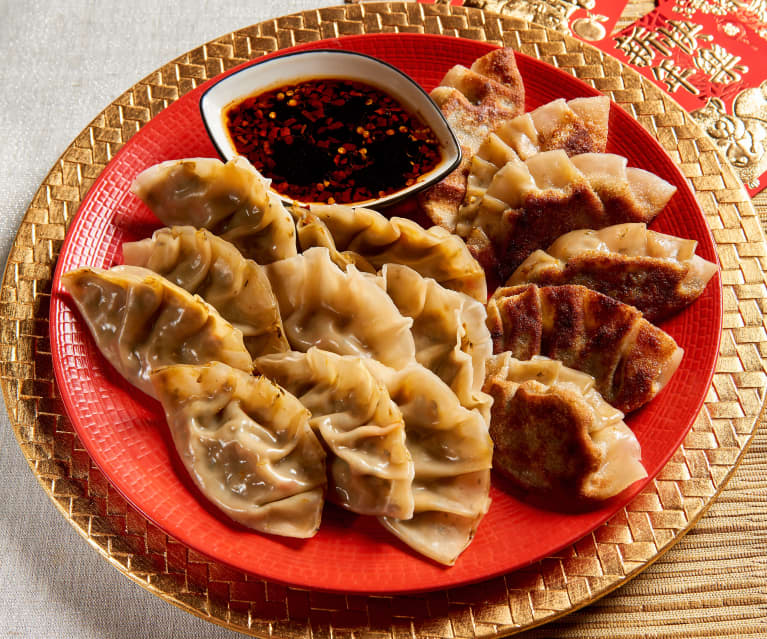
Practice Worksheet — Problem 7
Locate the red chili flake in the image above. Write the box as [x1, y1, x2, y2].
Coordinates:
[224, 77, 442, 204]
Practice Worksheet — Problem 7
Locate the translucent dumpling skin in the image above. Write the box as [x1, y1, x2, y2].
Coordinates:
[264, 247, 416, 369]
[255, 348, 414, 520]
[131, 156, 297, 264]
[294, 204, 487, 302]
[122, 226, 289, 357]
[60, 265, 253, 398]
[381, 263, 492, 422]
[364, 360, 493, 566]
[151, 362, 326, 538]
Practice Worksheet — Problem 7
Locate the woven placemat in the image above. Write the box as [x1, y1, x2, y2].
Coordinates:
[3, 3, 764, 637]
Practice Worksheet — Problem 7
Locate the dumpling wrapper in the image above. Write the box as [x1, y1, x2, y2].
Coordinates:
[60, 265, 253, 399]
[465, 150, 677, 281]
[380, 263, 493, 423]
[122, 226, 289, 357]
[263, 247, 416, 370]
[364, 360, 493, 566]
[508, 223, 719, 321]
[294, 204, 487, 302]
[487, 283, 683, 413]
[418, 47, 525, 231]
[459, 97, 610, 236]
[294, 212, 376, 273]
[131, 156, 297, 264]
[151, 362, 326, 538]
[484, 353, 647, 504]
[255, 348, 414, 519]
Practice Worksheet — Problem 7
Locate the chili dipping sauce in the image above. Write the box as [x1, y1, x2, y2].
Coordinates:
[224, 78, 443, 205]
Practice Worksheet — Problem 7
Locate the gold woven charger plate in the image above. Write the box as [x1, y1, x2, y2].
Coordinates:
[4, 2, 765, 637]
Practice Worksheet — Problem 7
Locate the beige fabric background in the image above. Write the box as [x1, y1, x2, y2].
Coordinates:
[0, 1, 764, 638]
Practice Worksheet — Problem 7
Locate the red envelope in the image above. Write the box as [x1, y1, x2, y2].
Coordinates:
[601, 3, 767, 195]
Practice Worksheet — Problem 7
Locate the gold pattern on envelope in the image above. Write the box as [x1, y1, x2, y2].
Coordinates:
[470, 0, 590, 32]
[466, 0, 612, 40]
[673, 0, 767, 31]
[691, 81, 767, 190]
[2, 3, 765, 638]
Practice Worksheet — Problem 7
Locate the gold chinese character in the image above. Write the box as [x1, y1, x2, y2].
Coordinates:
[652, 59, 700, 94]
[615, 27, 657, 66]
[694, 44, 749, 84]
[655, 20, 712, 55]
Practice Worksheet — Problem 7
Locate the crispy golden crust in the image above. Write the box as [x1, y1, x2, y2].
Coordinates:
[488, 284, 683, 413]
[464, 48, 525, 115]
[419, 48, 525, 231]
[492, 184, 607, 280]
[597, 185, 662, 226]
[509, 253, 701, 322]
[539, 118, 600, 156]
[471, 48, 525, 108]
[416, 159, 471, 231]
[485, 378, 602, 502]
[487, 283, 542, 359]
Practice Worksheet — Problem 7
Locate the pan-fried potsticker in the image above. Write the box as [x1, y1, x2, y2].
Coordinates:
[508, 223, 718, 322]
[418, 48, 525, 231]
[487, 283, 683, 413]
[484, 354, 646, 505]
[459, 96, 610, 236]
[463, 151, 677, 281]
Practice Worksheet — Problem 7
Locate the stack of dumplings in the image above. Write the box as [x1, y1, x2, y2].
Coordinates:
[487, 283, 684, 414]
[293, 204, 487, 301]
[417, 48, 717, 506]
[418, 48, 526, 232]
[60, 47, 719, 568]
[62, 155, 494, 565]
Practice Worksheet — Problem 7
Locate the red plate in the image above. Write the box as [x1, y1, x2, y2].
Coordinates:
[50, 33, 722, 594]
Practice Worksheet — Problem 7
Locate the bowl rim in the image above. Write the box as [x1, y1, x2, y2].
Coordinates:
[198, 48, 462, 208]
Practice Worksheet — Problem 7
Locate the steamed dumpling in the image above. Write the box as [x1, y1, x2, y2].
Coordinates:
[464, 150, 677, 280]
[294, 204, 487, 301]
[487, 283, 683, 413]
[295, 212, 375, 273]
[151, 362, 326, 538]
[263, 247, 416, 369]
[508, 223, 719, 321]
[364, 360, 493, 566]
[60, 265, 253, 398]
[484, 353, 647, 504]
[381, 263, 492, 422]
[418, 48, 525, 231]
[255, 348, 414, 519]
[122, 226, 289, 357]
[131, 156, 297, 264]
